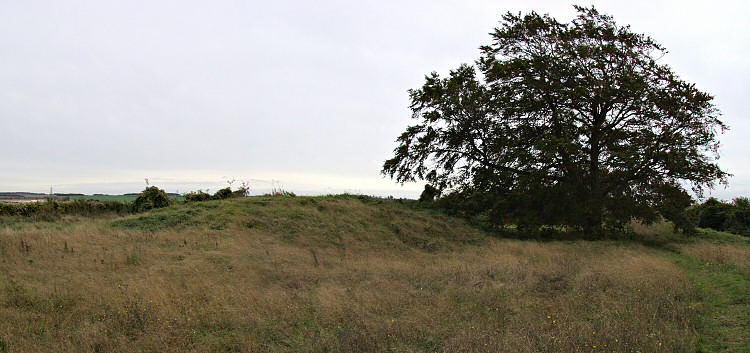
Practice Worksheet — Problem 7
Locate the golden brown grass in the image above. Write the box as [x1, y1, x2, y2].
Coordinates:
[0, 197, 702, 352]
[678, 242, 750, 278]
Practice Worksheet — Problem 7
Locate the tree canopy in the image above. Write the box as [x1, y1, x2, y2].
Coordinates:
[383, 6, 728, 237]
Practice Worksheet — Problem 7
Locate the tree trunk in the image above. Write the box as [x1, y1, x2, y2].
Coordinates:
[585, 112, 605, 239]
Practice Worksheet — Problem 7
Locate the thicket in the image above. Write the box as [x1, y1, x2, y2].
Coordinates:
[0, 199, 131, 219]
[184, 190, 211, 202]
[689, 197, 750, 237]
[132, 186, 174, 213]
[184, 183, 250, 203]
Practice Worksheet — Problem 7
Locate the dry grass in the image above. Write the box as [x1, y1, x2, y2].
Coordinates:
[678, 242, 750, 278]
[0, 197, 702, 352]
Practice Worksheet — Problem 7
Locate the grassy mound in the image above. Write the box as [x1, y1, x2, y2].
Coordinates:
[0, 195, 748, 352]
[110, 195, 486, 250]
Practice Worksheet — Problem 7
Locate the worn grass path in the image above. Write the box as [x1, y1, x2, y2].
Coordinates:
[665, 249, 750, 352]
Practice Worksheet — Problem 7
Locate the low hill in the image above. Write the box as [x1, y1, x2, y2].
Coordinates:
[0, 195, 748, 352]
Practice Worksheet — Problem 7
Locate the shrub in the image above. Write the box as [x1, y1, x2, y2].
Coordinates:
[184, 191, 211, 203]
[63, 199, 131, 216]
[212, 187, 233, 200]
[185, 181, 249, 203]
[132, 187, 173, 213]
[0, 199, 131, 218]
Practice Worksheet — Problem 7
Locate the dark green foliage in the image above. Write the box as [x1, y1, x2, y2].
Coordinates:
[213, 187, 233, 200]
[0, 199, 131, 218]
[184, 191, 211, 202]
[418, 185, 440, 203]
[726, 197, 750, 236]
[231, 188, 248, 198]
[64, 199, 131, 216]
[695, 198, 732, 230]
[383, 6, 727, 237]
[690, 197, 750, 236]
[185, 185, 249, 203]
[132, 186, 173, 213]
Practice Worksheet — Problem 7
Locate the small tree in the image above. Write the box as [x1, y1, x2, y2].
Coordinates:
[133, 186, 173, 213]
[383, 6, 727, 237]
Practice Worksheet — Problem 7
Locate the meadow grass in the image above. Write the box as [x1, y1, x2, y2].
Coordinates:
[0, 196, 746, 352]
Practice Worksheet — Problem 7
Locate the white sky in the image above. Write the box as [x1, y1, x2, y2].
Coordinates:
[1, 0, 748, 198]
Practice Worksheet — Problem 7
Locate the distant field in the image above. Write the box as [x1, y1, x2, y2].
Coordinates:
[0, 194, 181, 204]
[65, 194, 138, 202]
[0, 196, 748, 352]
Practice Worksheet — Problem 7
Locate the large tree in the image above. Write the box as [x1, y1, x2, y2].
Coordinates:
[383, 6, 728, 237]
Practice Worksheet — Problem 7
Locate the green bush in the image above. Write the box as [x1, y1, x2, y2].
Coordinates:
[0, 199, 130, 218]
[132, 187, 173, 213]
[65, 199, 131, 216]
[212, 187, 233, 200]
[184, 191, 211, 202]
[689, 197, 750, 236]
[185, 182, 249, 203]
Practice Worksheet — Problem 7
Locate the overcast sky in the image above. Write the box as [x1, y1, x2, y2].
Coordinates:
[1, 0, 748, 198]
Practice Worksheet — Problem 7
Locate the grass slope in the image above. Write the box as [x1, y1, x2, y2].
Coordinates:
[0, 195, 748, 352]
[670, 231, 750, 352]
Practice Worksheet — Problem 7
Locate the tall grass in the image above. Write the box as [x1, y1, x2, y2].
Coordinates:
[678, 238, 750, 278]
[0, 196, 705, 351]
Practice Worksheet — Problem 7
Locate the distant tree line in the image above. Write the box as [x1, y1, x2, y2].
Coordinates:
[689, 197, 750, 237]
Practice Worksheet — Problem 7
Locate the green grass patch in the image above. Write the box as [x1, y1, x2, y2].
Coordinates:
[110, 207, 205, 231]
[691, 228, 750, 246]
[666, 251, 750, 352]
